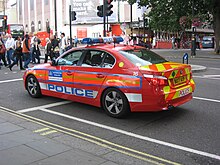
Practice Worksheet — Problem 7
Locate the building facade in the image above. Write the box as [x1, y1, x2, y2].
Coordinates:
[15, 0, 148, 38]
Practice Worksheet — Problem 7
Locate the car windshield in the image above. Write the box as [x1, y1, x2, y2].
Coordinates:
[203, 37, 212, 41]
[119, 49, 167, 66]
[10, 25, 24, 31]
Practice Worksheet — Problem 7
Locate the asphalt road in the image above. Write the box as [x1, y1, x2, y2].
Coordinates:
[0, 49, 220, 165]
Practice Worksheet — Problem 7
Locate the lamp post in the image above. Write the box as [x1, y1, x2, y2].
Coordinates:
[191, 0, 196, 57]
[54, 0, 57, 36]
[130, 3, 133, 36]
[46, 19, 50, 37]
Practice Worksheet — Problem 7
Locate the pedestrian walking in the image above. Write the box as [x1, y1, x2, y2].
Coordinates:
[51, 35, 60, 59]
[73, 36, 78, 47]
[44, 38, 52, 63]
[171, 36, 175, 49]
[196, 35, 200, 49]
[0, 35, 8, 68]
[22, 34, 31, 68]
[32, 36, 41, 64]
[60, 33, 67, 54]
[0, 41, 7, 70]
[5, 34, 15, 65]
[152, 36, 156, 48]
[14, 36, 22, 49]
[9, 40, 25, 71]
[30, 32, 35, 63]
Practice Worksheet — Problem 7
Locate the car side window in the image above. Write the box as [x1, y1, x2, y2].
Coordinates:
[102, 54, 115, 68]
[57, 51, 83, 66]
[81, 50, 104, 67]
[81, 50, 115, 68]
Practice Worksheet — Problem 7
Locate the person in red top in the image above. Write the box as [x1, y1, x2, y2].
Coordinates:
[22, 34, 31, 68]
[0, 41, 8, 69]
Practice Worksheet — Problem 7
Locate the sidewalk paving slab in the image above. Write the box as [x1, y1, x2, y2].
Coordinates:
[0, 145, 47, 165]
[0, 109, 155, 165]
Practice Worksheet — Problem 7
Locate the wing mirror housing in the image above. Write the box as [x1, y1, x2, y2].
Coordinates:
[51, 58, 57, 66]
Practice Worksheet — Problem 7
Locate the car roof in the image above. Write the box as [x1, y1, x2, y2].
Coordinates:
[84, 44, 145, 52]
[64, 44, 148, 56]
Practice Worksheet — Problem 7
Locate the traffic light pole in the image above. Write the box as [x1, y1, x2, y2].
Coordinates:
[54, 0, 57, 36]
[69, 5, 73, 46]
[130, 4, 133, 36]
[103, 0, 106, 37]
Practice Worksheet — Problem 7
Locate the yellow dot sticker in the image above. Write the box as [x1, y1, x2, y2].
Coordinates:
[119, 62, 124, 68]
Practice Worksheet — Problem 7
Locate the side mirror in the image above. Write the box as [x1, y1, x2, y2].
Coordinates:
[51, 59, 57, 66]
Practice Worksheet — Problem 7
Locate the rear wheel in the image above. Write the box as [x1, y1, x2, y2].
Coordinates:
[26, 75, 42, 98]
[102, 88, 130, 118]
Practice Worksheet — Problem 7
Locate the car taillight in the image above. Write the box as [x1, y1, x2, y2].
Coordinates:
[144, 74, 168, 86]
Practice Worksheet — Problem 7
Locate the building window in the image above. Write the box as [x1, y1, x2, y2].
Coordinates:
[30, 0, 34, 10]
[31, 21, 35, 32]
[45, 0, 49, 5]
[38, 21, 42, 31]
[19, 0, 22, 15]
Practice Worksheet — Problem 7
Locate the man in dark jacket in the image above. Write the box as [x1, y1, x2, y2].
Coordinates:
[50, 35, 59, 59]
[44, 38, 52, 63]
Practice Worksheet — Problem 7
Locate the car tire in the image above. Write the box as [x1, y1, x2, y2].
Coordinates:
[26, 75, 42, 98]
[102, 88, 130, 118]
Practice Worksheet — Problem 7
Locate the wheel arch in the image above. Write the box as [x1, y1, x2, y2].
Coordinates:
[100, 86, 130, 110]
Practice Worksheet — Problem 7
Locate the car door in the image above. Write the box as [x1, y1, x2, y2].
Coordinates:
[44, 50, 84, 100]
[73, 49, 116, 105]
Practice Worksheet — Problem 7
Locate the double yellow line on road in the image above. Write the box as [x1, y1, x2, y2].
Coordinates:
[0, 107, 181, 165]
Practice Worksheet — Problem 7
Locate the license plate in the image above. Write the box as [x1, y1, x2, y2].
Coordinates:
[179, 88, 190, 97]
[174, 76, 186, 85]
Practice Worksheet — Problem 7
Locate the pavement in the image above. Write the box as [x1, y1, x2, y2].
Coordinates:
[0, 108, 120, 165]
[152, 48, 220, 73]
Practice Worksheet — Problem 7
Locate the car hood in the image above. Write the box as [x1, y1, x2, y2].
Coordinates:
[30, 63, 51, 70]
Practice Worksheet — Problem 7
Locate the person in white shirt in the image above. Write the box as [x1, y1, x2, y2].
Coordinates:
[60, 33, 67, 55]
[5, 34, 15, 65]
[30, 32, 36, 63]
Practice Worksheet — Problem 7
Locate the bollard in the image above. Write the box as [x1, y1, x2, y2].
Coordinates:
[183, 53, 189, 64]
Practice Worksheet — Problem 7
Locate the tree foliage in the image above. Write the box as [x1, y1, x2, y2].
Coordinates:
[135, 0, 220, 52]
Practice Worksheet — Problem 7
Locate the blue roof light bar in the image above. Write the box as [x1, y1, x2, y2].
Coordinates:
[81, 36, 123, 45]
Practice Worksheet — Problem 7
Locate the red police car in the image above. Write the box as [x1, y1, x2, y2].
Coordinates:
[23, 37, 195, 118]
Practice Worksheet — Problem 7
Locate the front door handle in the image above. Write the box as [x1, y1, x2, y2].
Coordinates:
[67, 71, 73, 76]
[96, 74, 104, 78]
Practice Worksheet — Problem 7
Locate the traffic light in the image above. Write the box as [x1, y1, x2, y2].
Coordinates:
[106, 0, 113, 16]
[2, 15, 7, 29]
[97, 5, 103, 17]
[144, 18, 148, 27]
[71, 11, 76, 21]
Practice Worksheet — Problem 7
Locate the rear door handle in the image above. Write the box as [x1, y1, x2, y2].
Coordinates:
[96, 74, 104, 78]
[67, 71, 73, 76]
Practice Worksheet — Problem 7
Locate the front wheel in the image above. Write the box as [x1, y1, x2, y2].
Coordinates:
[26, 75, 42, 98]
[102, 88, 130, 118]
